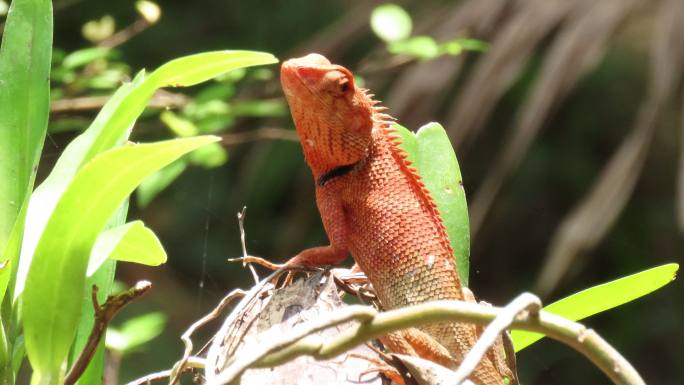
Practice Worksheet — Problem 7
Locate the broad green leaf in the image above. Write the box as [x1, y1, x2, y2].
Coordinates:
[23, 136, 218, 378]
[146, 50, 278, 89]
[512, 263, 679, 351]
[0, 0, 52, 256]
[14, 73, 145, 302]
[84, 50, 276, 162]
[371, 4, 412, 43]
[106, 312, 166, 353]
[395, 123, 470, 285]
[17, 50, 277, 300]
[137, 160, 187, 208]
[87, 220, 167, 276]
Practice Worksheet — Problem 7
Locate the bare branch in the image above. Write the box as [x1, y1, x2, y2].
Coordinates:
[50, 90, 189, 113]
[98, 18, 151, 49]
[250, 296, 644, 385]
[220, 127, 299, 146]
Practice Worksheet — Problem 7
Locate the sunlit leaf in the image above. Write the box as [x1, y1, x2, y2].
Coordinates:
[371, 4, 412, 43]
[0, 0, 52, 259]
[395, 122, 470, 285]
[160, 110, 199, 137]
[22, 136, 218, 377]
[148, 50, 277, 88]
[189, 142, 228, 168]
[512, 263, 679, 351]
[87, 220, 167, 276]
[17, 50, 278, 300]
[106, 312, 166, 353]
[0, 260, 11, 307]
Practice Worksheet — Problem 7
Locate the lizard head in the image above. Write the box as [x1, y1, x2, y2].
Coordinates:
[281, 53, 374, 177]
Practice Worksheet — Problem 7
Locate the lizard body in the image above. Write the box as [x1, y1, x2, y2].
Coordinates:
[279, 54, 509, 385]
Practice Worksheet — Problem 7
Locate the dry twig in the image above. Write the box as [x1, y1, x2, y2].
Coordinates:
[168, 289, 246, 385]
[65, 281, 152, 385]
[50, 90, 189, 113]
[125, 356, 205, 385]
[220, 127, 299, 146]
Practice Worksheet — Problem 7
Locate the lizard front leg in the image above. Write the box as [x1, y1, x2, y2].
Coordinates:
[283, 187, 351, 268]
[239, 187, 350, 270]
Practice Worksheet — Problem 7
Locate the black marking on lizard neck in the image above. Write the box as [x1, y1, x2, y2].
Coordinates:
[317, 162, 358, 187]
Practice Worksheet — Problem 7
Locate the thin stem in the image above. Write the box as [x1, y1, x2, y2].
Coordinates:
[64, 281, 151, 385]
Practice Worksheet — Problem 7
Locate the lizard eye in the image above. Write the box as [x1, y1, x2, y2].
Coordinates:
[339, 79, 350, 93]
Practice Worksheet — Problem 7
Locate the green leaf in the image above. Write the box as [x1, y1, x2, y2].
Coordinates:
[388, 36, 439, 60]
[0, 260, 11, 309]
[106, 312, 166, 354]
[160, 110, 199, 137]
[511, 263, 679, 351]
[147, 50, 278, 89]
[0, 0, 52, 255]
[136, 160, 187, 208]
[22, 136, 218, 378]
[62, 47, 111, 69]
[87, 220, 167, 276]
[188, 142, 228, 168]
[17, 50, 278, 300]
[371, 3, 412, 43]
[14, 74, 143, 306]
[395, 123, 470, 285]
[85, 50, 276, 165]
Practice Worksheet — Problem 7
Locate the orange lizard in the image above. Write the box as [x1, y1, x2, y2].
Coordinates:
[255, 53, 513, 384]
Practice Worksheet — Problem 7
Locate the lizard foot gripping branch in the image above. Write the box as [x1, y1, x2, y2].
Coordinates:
[264, 53, 515, 385]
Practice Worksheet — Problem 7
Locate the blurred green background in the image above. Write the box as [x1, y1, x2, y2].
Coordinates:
[6, 0, 682, 383]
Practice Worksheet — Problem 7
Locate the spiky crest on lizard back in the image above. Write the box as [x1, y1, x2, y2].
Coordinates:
[370, 96, 460, 286]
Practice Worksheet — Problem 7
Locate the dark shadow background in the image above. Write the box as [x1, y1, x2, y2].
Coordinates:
[38, 0, 683, 383]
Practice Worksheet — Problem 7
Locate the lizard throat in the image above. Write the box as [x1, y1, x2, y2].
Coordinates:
[316, 162, 359, 187]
